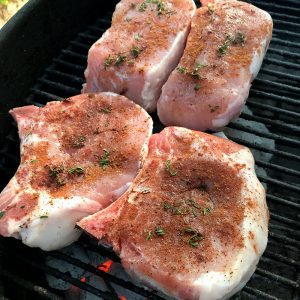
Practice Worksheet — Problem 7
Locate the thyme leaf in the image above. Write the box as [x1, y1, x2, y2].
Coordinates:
[100, 149, 110, 170]
[155, 227, 165, 236]
[166, 159, 177, 176]
[68, 166, 85, 175]
[0, 211, 4, 219]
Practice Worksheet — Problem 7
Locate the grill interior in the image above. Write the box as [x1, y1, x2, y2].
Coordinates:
[0, 0, 299, 299]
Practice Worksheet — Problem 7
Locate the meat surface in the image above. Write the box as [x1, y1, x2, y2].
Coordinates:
[157, 0, 273, 131]
[0, 93, 152, 251]
[79, 127, 268, 300]
[82, 0, 196, 112]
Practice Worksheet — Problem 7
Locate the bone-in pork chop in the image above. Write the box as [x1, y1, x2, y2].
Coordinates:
[0, 93, 152, 251]
[158, 0, 273, 131]
[79, 127, 268, 300]
[82, 0, 196, 112]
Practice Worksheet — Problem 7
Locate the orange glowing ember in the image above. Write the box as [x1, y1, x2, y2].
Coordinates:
[119, 296, 126, 300]
[80, 277, 86, 282]
[98, 259, 113, 273]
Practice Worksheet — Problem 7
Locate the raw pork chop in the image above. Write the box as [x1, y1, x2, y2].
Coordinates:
[82, 0, 196, 112]
[158, 0, 273, 131]
[0, 93, 152, 251]
[79, 127, 268, 300]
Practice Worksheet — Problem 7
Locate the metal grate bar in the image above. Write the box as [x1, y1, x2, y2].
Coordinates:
[250, 89, 299, 106]
[255, 160, 300, 177]
[273, 28, 300, 39]
[30, 89, 60, 101]
[61, 49, 87, 62]
[38, 78, 79, 95]
[229, 121, 300, 147]
[240, 113, 300, 133]
[0, 268, 63, 300]
[246, 101, 300, 120]
[273, 19, 300, 29]
[269, 232, 300, 247]
[271, 37, 300, 48]
[270, 212, 300, 228]
[53, 58, 85, 72]
[249, 1, 300, 15]
[258, 175, 300, 193]
[266, 194, 299, 209]
[45, 69, 85, 84]
[261, 68, 300, 82]
[48, 251, 164, 300]
[268, 11, 300, 22]
[264, 251, 300, 269]
[254, 78, 300, 93]
[243, 286, 279, 300]
[255, 268, 299, 289]
[226, 135, 300, 161]
[70, 40, 90, 51]
[264, 57, 300, 71]
[78, 32, 99, 41]
[87, 25, 105, 34]
[268, 47, 300, 60]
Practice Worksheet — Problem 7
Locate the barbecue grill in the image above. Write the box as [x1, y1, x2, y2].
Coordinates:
[0, 0, 299, 299]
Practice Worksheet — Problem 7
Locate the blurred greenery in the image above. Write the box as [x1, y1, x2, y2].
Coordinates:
[0, 0, 9, 6]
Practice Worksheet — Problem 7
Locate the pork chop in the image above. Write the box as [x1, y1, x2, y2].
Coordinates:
[157, 0, 273, 131]
[82, 0, 196, 112]
[0, 93, 152, 251]
[79, 127, 268, 300]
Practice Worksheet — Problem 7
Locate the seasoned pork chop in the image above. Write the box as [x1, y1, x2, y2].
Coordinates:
[82, 0, 196, 112]
[79, 127, 268, 300]
[0, 93, 152, 251]
[158, 0, 273, 131]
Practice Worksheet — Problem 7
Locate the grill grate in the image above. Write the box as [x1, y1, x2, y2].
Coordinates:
[0, 0, 299, 299]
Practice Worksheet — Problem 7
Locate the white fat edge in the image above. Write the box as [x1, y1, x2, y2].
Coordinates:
[141, 29, 188, 112]
[191, 151, 266, 300]
[8, 190, 101, 251]
[212, 83, 249, 129]
[249, 38, 268, 79]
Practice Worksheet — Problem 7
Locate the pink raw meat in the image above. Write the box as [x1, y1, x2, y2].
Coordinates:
[0, 92, 152, 251]
[82, 0, 196, 112]
[158, 0, 273, 131]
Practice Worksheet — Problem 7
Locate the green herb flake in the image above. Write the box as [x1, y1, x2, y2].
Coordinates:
[166, 159, 177, 176]
[232, 32, 246, 45]
[30, 159, 38, 164]
[155, 227, 165, 236]
[100, 149, 110, 170]
[163, 202, 172, 211]
[172, 207, 182, 215]
[104, 55, 114, 70]
[134, 33, 142, 41]
[103, 106, 111, 114]
[0, 211, 5, 219]
[194, 83, 200, 91]
[131, 46, 142, 58]
[189, 233, 204, 247]
[40, 215, 48, 219]
[146, 231, 153, 240]
[217, 35, 232, 56]
[202, 207, 212, 216]
[68, 166, 85, 176]
[187, 199, 201, 209]
[192, 209, 199, 218]
[115, 54, 126, 66]
[139, 1, 148, 12]
[177, 66, 187, 74]
[142, 189, 151, 194]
